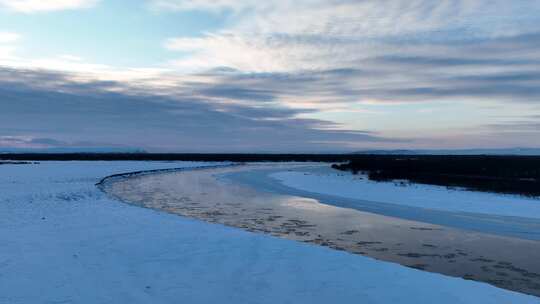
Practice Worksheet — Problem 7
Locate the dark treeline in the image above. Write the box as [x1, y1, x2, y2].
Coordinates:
[332, 155, 540, 197]
[0, 161, 34, 165]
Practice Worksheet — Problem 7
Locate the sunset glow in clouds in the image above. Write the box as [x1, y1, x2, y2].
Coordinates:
[1, 0, 540, 151]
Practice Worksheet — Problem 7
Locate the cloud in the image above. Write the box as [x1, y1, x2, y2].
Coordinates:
[0, 135, 66, 148]
[2, 1, 539, 150]
[158, 1, 540, 45]
[0, 0, 99, 13]
[160, 1, 540, 108]
[0, 32, 19, 61]
[178, 39, 540, 106]
[155, 0, 538, 35]
[164, 33, 325, 72]
[0, 67, 399, 152]
[150, 0, 256, 12]
[0, 32, 20, 43]
[486, 114, 540, 132]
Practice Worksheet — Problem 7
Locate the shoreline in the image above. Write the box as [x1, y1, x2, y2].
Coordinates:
[222, 166, 540, 241]
[102, 164, 540, 297]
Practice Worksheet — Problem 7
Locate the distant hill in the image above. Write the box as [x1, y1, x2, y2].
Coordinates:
[0, 147, 147, 154]
[353, 148, 540, 156]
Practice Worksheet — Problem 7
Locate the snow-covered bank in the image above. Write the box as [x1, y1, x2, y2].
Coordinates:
[270, 169, 540, 219]
[1, 162, 538, 303]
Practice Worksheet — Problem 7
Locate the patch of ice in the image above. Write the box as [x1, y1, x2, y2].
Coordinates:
[270, 170, 540, 219]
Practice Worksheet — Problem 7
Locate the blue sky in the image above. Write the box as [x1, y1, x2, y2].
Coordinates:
[1, 0, 540, 152]
[0, 1, 227, 66]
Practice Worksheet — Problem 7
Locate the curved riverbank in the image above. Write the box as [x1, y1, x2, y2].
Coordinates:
[101, 164, 540, 297]
[222, 166, 540, 241]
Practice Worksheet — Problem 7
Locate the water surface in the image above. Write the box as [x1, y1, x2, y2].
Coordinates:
[102, 164, 540, 297]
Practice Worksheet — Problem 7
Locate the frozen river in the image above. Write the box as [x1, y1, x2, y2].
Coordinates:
[101, 164, 540, 297]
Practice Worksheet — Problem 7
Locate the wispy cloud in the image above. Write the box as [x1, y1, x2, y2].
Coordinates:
[0, 135, 67, 148]
[160, 0, 540, 73]
[160, 1, 540, 106]
[0, 32, 20, 43]
[0, 32, 19, 61]
[0, 0, 99, 13]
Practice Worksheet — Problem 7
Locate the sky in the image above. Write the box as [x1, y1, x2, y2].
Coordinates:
[1, 0, 540, 152]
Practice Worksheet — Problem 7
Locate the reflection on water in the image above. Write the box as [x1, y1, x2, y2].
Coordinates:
[102, 165, 540, 297]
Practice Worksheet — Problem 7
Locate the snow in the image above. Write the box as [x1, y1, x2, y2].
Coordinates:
[270, 169, 540, 219]
[1, 161, 538, 303]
